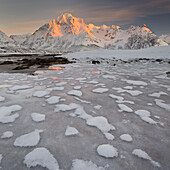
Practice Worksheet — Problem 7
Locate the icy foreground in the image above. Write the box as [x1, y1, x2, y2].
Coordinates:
[0, 61, 170, 170]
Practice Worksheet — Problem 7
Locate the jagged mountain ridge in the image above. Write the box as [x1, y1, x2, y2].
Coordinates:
[1, 13, 169, 53]
[20, 13, 167, 52]
[160, 34, 170, 44]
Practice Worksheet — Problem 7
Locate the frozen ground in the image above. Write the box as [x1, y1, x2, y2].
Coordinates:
[0, 60, 170, 170]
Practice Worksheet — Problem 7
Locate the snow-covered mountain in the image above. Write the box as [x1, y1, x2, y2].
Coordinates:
[20, 13, 167, 52]
[160, 34, 170, 44]
[0, 13, 168, 53]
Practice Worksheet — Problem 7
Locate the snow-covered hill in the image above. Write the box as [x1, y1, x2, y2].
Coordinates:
[160, 34, 170, 44]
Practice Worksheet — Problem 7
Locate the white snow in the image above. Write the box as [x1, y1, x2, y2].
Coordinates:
[0, 154, 2, 164]
[0, 96, 5, 102]
[31, 113, 45, 122]
[135, 110, 157, 125]
[1, 131, 13, 139]
[67, 90, 82, 97]
[0, 105, 22, 123]
[71, 159, 105, 170]
[92, 88, 108, 93]
[14, 129, 43, 147]
[112, 87, 143, 96]
[97, 144, 118, 158]
[118, 104, 133, 112]
[155, 99, 170, 111]
[24, 147, 59, 170]
[74, 97, 91, 104]
[65, 126, 79, 136]
[132, 149, 161, 168]
[123, 79, 147, 86]
[149, 91, 168, 98]
[46, 96, 60, 104]
[55, 82, 67, 86]
[86, 116, 115, 133]
[33, 90, 49, 98]
[9, 85, 32, 91]
[104, 133, 115, 140]
[74, 86, 81, 90]
[120, 134, 133, 142]
[94, 105, 102, 110]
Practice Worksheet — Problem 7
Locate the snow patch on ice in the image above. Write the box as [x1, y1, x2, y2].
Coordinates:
[74, 97, 91, 104]
[135, 110, 157, 124]
[74, 86, 81, 90]
[112, 87, 143, 96]
[0, 96, 5, 102]
[24, 147, 59, 170]
[97, 144, 118, 158]
[31, 113, 45, 122]
[0, 105, 22, 123]
[86, 116, 115, 133]
[65, 126, 79, 136]
[155, 99, 170, 111]
[122, 79, 147, 86]
[132, 149, 161, 168]
[46, 96, 60, 104]
[55, 82, 67, 86]
[1, 131, 13, 139]
[118, 104, 133, 112]
[9, 85, 32, 91]
[92, 88, 108, 93]
[120, 134, 132, 142]
[14, 129, 43, 147]
[149, 91, 168, 98]
[68, 90, 82, 97]
[71, 159, 105, 170]
[33, 91, 49, 98]
[94, 105, 102, 110]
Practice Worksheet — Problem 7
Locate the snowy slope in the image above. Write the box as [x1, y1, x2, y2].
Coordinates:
[160, 34, 170, 44]
[10, 33, 32, 44]
[21, 13, 168, 52]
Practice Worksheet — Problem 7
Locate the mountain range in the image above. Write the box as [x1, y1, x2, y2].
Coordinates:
[0, 13, 169, 54]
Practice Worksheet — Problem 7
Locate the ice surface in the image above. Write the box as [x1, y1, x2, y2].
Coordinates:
[31, 113, 45, 122]
[97, 144, 118, 158]
[24, 147, 59, 170]
[1, 131, 13, 139]
[65, 126, 79, 136]
[132, 149, 161, 168]
[46, 96, 60, 104]
[68, 90, 83, 97]
[120, 134, 133, 142]
[92, 88, 109, 93]
[118, 104, 133, 112]
[0, 61, 169, 169]
[71, 159, 105, 170]
[14, 129, 43, 147]
[0, 96, 5, 102]
[0, 105, 22, 123]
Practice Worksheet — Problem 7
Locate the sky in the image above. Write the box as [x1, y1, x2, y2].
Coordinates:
[0, 0, 170, 36]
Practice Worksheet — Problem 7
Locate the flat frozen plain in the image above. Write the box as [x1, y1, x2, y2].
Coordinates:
[0, 57, 170, 169]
